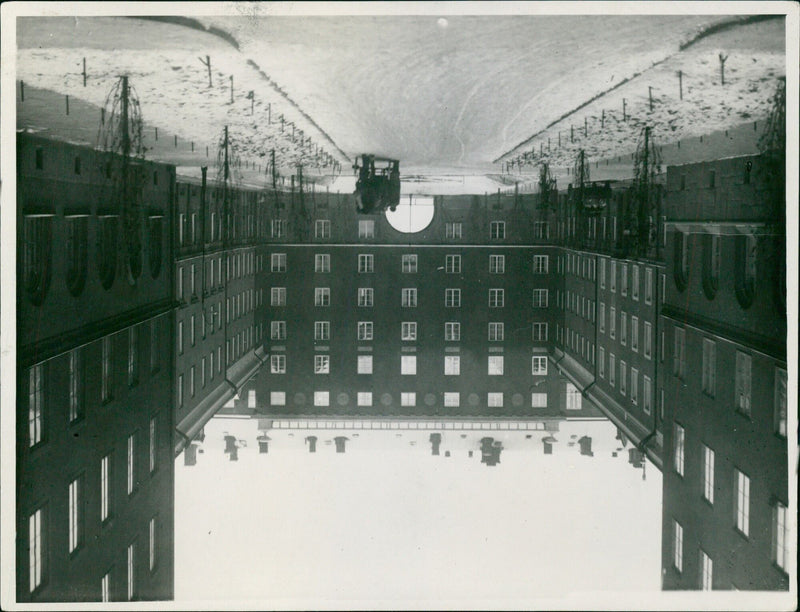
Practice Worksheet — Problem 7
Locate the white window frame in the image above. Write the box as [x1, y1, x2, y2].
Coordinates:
[734, 469, 750, 536]
[271, 321, 287, 341]
[358, 219, 374, 239]
[358, 287, 374, 307]
[314, 287, 330, 307]
[271, 354, 286, 374]
[357, 392, 373, 407]
[489, 289, 504, 308]
[673, 423, 685, 476]
[488, 355, 504, 375]
[490, 220, 505, 240]
[357, 355, 373, 375]
[673, 521, 683, 573]
[702, 445, 715, 504]
[402, 322, 417, 341]
[401, 392, 416, 407]
[443, 392, 460, 407]
[402, 288, 418, 308]
[401, 355, 417, 375]
[271, 287, 286, 307]
[445, 288, 461, 308]
[358, 321, 373, 341]
[446, 222, 462, 240]
[314, 253, 330, 273]
[531, 356, 548, 375]
[314, 391, 330, 407]
[270, 391, 286, 406]
[488, 322, 504, 342]
[271, 253, 287, 273]
[402, 254, 418, 273]
[489, 254, 505, 274]
[314, 355, 330, 374]
[487, 392, 504, 408]
[358, 253, 374, 273]
[444, 355, 461, 376]
[532, 255, 549, 274]
[531, 393, 547, 408]
[532, 289, 549, 308]
[445, 322, 460, 342]
[445, 254, 461, 274]
[315, 219, 331, 239]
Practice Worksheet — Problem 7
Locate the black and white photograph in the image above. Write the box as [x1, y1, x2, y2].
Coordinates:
[1, 2, 797, 609]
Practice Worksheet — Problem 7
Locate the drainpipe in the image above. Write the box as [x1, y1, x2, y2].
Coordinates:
[582, 380, 596, 397]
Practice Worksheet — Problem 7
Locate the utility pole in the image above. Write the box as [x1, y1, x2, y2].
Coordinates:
[677, 70, 683, 100]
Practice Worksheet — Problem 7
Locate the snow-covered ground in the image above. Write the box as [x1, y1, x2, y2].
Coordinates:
[15, 14, 786, 193]
[175, 415, 662, 605]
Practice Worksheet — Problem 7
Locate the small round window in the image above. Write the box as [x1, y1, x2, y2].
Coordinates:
[385, 196, 435, 233]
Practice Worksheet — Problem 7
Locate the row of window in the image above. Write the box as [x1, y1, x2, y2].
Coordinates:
[178, 209, 261, 245]
[269, 252, 550, 275]
[597, 346, 654, 413]
[266, 389, 551, 409]
[270, 286, 548, 309]
[269, 320, 548, 343]
[598, 258, 655, 304]
[672, 327, 787, 436]
[560, 290, 596, 323]
[555, 325, 596, 369]
[176, 324, 261, 408]
[29, 504, 159, 601]
[272, 219, 518, 241]
[176, 289, 260, 356]
[269, 354, 549, 376]
[598, 304, 654, 358]
[671, 499, 790, 587]
[28, 323, 163, 448]
[176, 250, 260, 301]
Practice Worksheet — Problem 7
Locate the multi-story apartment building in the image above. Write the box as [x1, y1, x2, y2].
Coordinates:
[252, 192, 598, 420]
[16, 134, 175, 601]
[172, 172, 269, 454]
[660, 155, 788, 590]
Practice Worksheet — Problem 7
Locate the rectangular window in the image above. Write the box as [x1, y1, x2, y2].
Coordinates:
[673, 423, 685, 476]
[489, 254, 505, 274]
[271, 219, 285, 238]
[446, 222, 462, 240]
[402, 254, 418, 273]
[177, 374, 183, 408]
[358, 321, 373, 341]
[620, 311, 628, 346]
[488, 355, 504, 375]
[271, 253, 287, 272]
[271, 354, 286, 374]
[358, 355, 373, 375]
[445, 288, 461, 308]
[532, 289, 549, 308]
[620, 360, 627, 396]
[402, 288, 417, 307]
[358, 220, 374, 239]
[673, 521, 683, 573]
[314, 391, 330, 407]
[315, 219, 331, 239]
[127, 542, 136, 600]
[488, 392, 504, 408]
[599, 347, 606, 378]
[734, 469, 750, 536]
[149, 518, 157, 571]
[609, 307, 616, 339]
[699, 550, 713, 590]
[102, 336, 113, 402]
[566, 383, 582, 410]
[68, 476, 82, 553]
[532, 322, 548, 341]
[358, 254, 374, 273]
[150, 319, 159, 373]
[69, 349, 83, 423]
[401, 392, 416, 407]
[314, 355, 330, 374]
[702, 339, 716, 396]
[673, 327, 686, 379]
[610, 260, 617, 293]
[630, 316, 639, 352]
[532, 255, 549, 274]
[443, 392, 460, 407]
[645, 268, 653, 304]
[358, 288, 374, 307]
[28, 507, 44, 593]
[444, 355, 461, 375]
[531, 356, 548, 375]
[445, 322, 460, 342]
[735, 352, 752, 416]
[773, 502, 789, 571]
[490, 221, 505, 239]
[28, 365, 44, 447]
[488, 322, 504, 341]
[599, 303, 606, 334]
[599, 258, 606, 289]
[314, 254, 330, 273]
[270, 391, 286, 406]
[271, 287, 286, 306]
[357, 392, 372, 407]
[127, 327, 138, 386]
[314, 287, 330, 307]
[644, 322, 652, 359]
[609, 353, 616, 387]
[701, 445, 715, 504]
[620, 263, 628, 296]
[489, 289, 504, 308]
[401, 355, 417, 375]
[775, 368, 787, 436]
[401, 322, 417, 341]
[445, 254, 461, 274]
[149, 417, 157, 474]
[630, 368, 639, 404]
[631, 265, 640, 300]
[531, 393, 547, 408]
[126, 434, 136, 495]
[101, 571, 110, 603]
[101, 454, 111, 523]
[643, 376, 652, 414]
[271, 321, 287, 341]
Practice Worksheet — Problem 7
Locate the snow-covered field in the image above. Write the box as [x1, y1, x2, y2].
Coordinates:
[15, 14, 786, 191]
